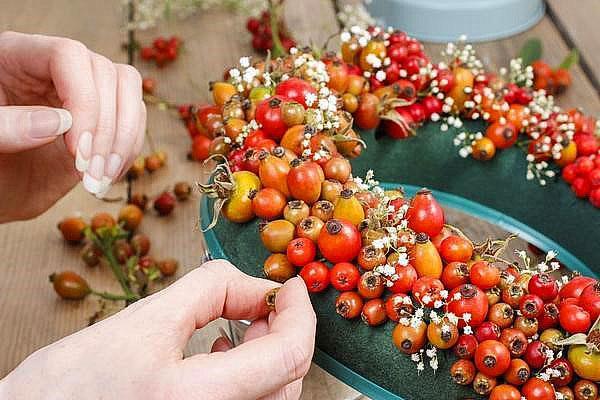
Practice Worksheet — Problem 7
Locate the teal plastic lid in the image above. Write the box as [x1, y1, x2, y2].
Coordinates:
[366, 0, 545, 43]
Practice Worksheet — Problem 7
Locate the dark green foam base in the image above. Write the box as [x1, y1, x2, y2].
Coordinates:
[353, 121, 599, 270]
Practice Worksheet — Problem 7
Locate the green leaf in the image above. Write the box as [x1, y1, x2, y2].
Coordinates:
[518, 38, 543, 66]
[559, 49, 579, 70]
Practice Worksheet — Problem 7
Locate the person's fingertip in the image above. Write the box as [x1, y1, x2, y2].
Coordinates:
[28, 108, 71, 138]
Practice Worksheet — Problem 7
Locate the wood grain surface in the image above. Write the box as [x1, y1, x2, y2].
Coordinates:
[546, 0, 600, 93]
[0, 1, 599, 399]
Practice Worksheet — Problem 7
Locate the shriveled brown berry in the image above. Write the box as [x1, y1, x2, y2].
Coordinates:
[173, 182, 192, 201]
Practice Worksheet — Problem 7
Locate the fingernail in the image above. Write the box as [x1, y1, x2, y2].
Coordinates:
[75, 131, 93, 172]
[82, 173, 102, 194]
[105, 153, 122, 179]
[88, 155, 105, 180]
[94, 177, 112, 198]
[29, 108, 72, 138]
[82, 155, 105, 194]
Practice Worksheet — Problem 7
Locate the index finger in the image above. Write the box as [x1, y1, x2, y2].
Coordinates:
[172, 277, 317, 400]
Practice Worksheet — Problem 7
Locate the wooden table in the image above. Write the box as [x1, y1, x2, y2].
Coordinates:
[0, 1, 598, 398]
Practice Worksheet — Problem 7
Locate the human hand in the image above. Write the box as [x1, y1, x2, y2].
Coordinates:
[0, 260, 316, 400]
[0, 31, 145, 222]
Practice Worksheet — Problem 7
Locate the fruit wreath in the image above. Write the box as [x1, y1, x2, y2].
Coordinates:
[189, 24, 600, 400]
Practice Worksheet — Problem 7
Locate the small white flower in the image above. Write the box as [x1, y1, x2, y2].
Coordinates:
[429, 358, 438, 370]
[411, 353, 421, 362]
[239, 57, 250, 68]
[463, 326, 473, 335]
[462, 313, 471, 323]
[446, 313, 459, 325]
[304, 93, 317, 107]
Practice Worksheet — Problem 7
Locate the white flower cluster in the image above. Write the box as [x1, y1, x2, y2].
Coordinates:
[292, 52, 341, 140]
[340, 25, 372, 48]
[236, 119, 261, 147]
[409, 344, 439, 374]
[502, 58, 534, 88]
[442, 40, 483, 74]
[228, 56, 272, 93]
[525, 156, 556, 186]
[352, 170, 380, 191]
[528, 90, 559, 122]
[336, 3, 376, 30]
[452, 130, 483, 158]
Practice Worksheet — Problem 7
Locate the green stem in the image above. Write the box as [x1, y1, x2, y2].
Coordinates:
[269, 0, 287, 58]
[93, 237, 138, 301]
[91, 290, 138, 302]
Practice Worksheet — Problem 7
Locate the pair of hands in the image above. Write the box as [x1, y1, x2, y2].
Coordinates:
[0, 260, 317, 399]
[0, 31, 146, 222]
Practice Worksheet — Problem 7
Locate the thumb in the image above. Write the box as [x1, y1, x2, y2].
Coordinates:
[0, 106, 72, 153]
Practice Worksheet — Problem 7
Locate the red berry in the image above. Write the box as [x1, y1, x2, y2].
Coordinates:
[588, 168, 600, 187]
[561, 163, 578, 183]
[576, 156, 595, 175]
[387, 43, 408, 63]
[246, 17, 261, 33]
[408, 103, 427, 123]
[165, 46, 178, 61]
[421, 96, 443, 118]
[572, 177, 592, 198]
[142, 77, 155, 94]
[154, 192, 175, 216]
[168, 36, 181, 48]
[590, 187, 600, 208]
[528, 273, 558, 302]
[575, 134, 599, 156]
[140, 47, 155, 60]
[153, 37, 167, 50]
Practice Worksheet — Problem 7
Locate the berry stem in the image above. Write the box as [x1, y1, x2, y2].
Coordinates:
[268, 0, 287, 58]
[91, 290, 138, 302]
[86, 227, 140, 302]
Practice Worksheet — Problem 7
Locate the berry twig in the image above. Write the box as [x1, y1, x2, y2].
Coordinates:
[84, 226, 140, 302]
[268, 0, 287, 58]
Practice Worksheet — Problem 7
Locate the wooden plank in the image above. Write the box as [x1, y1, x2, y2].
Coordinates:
[546, 0, 600, 93]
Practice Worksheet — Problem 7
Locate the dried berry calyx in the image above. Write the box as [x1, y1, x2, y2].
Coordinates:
[325, 219, 342, 234]
[415, 232, 429, 244]
[265, 287, 279, 311]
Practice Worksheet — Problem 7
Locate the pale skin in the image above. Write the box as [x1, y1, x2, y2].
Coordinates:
[0, 30, 146, 221]
[0, 32, 317, 399]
